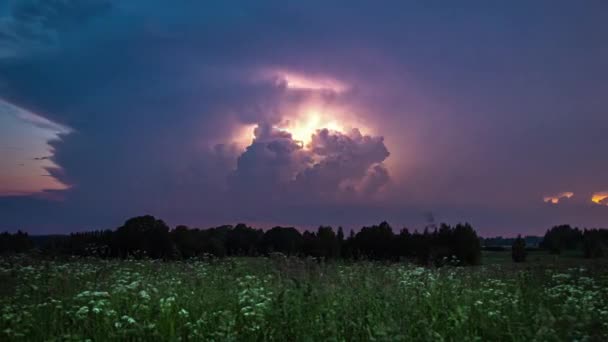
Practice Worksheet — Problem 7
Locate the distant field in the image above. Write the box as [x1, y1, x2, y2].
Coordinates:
[482, 249, 586, 265]
[1, 255, 607, 341]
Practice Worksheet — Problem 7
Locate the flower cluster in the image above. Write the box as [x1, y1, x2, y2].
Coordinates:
[237, 275, 274, 332]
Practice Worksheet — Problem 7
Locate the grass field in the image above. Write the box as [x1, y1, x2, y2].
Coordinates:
[1, 254, 607, 341]
[481, 250, 584, 265]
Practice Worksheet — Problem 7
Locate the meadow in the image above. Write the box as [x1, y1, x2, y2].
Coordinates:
[1, 254, 607, 341]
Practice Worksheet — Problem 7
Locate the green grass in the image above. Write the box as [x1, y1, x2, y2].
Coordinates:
[1, 255, 608, 341]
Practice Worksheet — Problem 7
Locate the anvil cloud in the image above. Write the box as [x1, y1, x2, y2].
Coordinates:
[0, 1, 607, 235]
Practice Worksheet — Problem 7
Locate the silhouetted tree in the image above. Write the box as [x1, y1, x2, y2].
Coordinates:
[0, 231, 33, 253]
[512, 235, 527, 262]
[394, 228, 413, 260]
[226, 224, 263, 256]
[261, 227, 303, 256]
[429, 224, 453, 265]
[113, 215, 172, 258]
[342, 229, 357, 259]
[583, 229, 607, 259]
[302, 231, 317, 256]
[60, 230, 113, 257]
[451, 223, 482, 265]
[171, 225, 203, 258]
[541, 225, 583, 254]
[7, 214, 493, 266]
[336, 226, 344, 257]
[354, 221, 395, 260]
[410, 229, 431, 265]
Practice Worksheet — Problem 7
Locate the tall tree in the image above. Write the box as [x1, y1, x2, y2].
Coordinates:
[512, 235, 527, 262]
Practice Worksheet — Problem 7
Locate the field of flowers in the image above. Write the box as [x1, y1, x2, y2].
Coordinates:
[1, 255, 607, 341]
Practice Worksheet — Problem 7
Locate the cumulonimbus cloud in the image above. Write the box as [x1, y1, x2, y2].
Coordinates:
[1, 0, 607, 234]
[231, 123, 390, 202]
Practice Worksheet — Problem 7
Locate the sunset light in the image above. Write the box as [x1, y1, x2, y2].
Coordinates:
[3, 2, 608, 340]
[0, 99, 71, 196]
[543, 192, 574, 204]
[591, 192, 608, 206]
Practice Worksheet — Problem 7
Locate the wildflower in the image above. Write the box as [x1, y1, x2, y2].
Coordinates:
[75, 306, 89, 318]
[126, 281, 140, 290]
[160, 296, 176, 313]
[139, 290, 150, 301]
[121, 315, 136, 325]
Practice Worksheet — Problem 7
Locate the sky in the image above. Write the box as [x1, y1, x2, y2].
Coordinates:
[0, 0, 607, 236]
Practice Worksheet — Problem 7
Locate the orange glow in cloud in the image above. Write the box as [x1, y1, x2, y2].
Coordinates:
[543, 192, 574, 204]
[230, 102, 370, 151]
[591, 192, 608, 206]
[274, 108, 346, 147]
[231, 68, 371, 150]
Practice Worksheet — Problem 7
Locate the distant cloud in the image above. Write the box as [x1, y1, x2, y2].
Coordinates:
[591, 192, 608, 206]
[266, 69, 349, 93]
[543, 192, 574, 204]
[0, 99, 71, 196]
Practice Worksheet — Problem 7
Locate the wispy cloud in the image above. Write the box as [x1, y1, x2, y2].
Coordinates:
[269, 69, 349, 93]
[1, 98, 71, 134]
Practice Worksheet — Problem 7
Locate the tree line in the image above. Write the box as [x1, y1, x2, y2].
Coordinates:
[504, 224, 608, 262]
[2, 217, 606, 264]
[0, 231, 33, 253]
[1, 215, 482, 265]
[540, 224, 608, 258]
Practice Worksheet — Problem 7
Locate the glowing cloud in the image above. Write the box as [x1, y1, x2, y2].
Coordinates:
[232, 120, 390, 201]
[591, 192, 608, 206]
[543, 192, 574, 204]
[229, 123, 258, 149]
[274, 108, 345, 147]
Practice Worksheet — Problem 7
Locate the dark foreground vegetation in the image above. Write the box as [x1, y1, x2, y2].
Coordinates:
[2, 220, 608, 341]
[1, 254, 608, 341]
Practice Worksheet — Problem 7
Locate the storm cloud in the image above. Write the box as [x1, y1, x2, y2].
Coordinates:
[0, 1, 607, 235]
[232, 125, 390, 202]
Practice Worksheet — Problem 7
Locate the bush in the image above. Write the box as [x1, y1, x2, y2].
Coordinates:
[511, 235, 527, 262]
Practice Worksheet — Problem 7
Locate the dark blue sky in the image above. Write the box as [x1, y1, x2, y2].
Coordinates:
[1, 1, 607, 235]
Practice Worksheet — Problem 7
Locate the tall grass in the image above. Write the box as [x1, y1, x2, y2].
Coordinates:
[1, 255, 607, 341]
